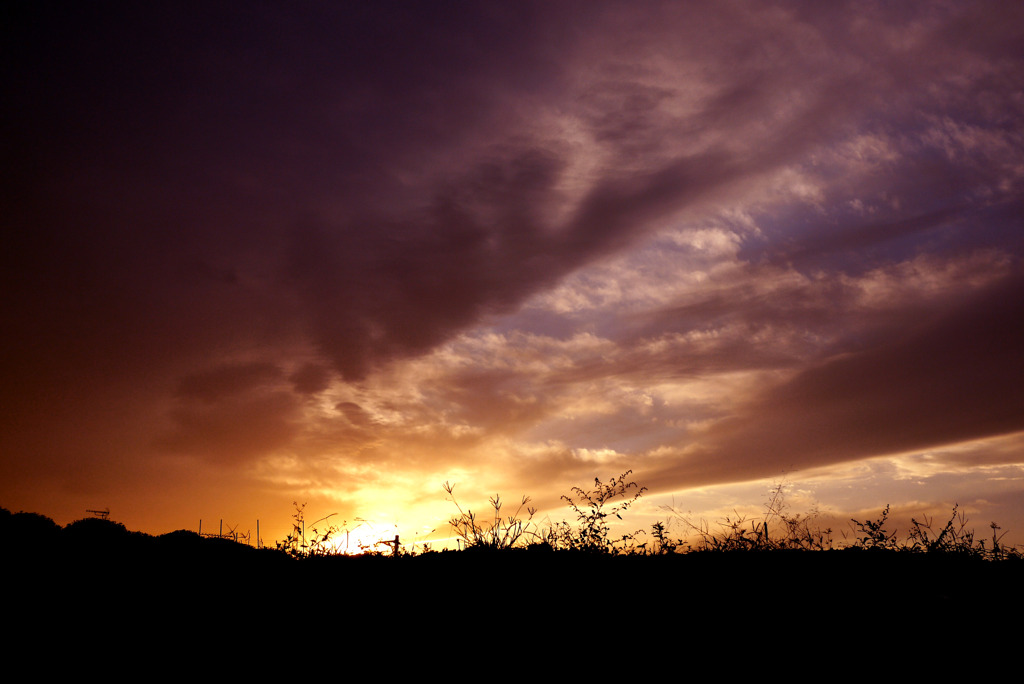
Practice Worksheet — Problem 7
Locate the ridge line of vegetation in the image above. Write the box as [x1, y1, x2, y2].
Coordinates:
[440, 472, 1023, 561]
[4, 472, 1022, 562]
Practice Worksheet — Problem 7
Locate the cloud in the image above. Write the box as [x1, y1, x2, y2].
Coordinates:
[175, 362, 283, 403]
[3, 2, 1024, 538]
[159, 391, 301, 465]
[289, 363, 331, 395]
[646, 272, 1024, 489]
[11, 0, 1018, 393]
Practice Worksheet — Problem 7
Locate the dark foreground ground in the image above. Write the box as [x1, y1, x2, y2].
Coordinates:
[6, 510, 1022, 663]
[8, 519, 1023, 610]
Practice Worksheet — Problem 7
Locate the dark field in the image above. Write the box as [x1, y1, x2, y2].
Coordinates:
[7, 502, 1022, 633]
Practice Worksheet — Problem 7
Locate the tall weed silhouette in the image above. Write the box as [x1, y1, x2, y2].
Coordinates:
[663, 480, 834, 552]
[443, 482, 537, 550]
[275, 502, 344, 558]
[556, 470, 647, 553]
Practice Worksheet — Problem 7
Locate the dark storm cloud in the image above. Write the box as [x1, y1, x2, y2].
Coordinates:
[289, 145, 749, 379]
[160, 389, 301, 464]
[290, 363, 331, 395]
[774, 208, 966, 272]
[9, 0, 1014, 395]
[3, 2, 583, 386]
[335, 402, 372, 428]
[175, 362, 283, 403]
[646, 272, 1024, 489]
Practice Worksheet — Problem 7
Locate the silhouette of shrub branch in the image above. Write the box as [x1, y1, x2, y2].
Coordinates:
[559, 470, 647, 554]
[443, 481, 537, 550]
[849, 504, 900, 551]
[275, 502, 344, 558]
[663, 480, 834, 552]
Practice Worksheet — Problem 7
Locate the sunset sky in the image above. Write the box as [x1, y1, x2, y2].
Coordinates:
[4, 1, 1024, 550]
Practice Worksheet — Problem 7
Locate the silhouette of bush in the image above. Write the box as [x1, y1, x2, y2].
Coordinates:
[274, 501, 354, 558]
[3, 509, 62, 551]
[158, 528, 205, 548]
[63, 516, 133, 547]
[661, 480, 834, 553]
[904, 505, 1020, 560]
[849, 504, 900, 551]
[443, 482, 538, 551]
[557, 470, 647, 553]
[441, 471, 649, 554]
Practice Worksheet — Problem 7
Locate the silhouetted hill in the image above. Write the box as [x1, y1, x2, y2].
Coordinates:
[4, 505, 1022, 642]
